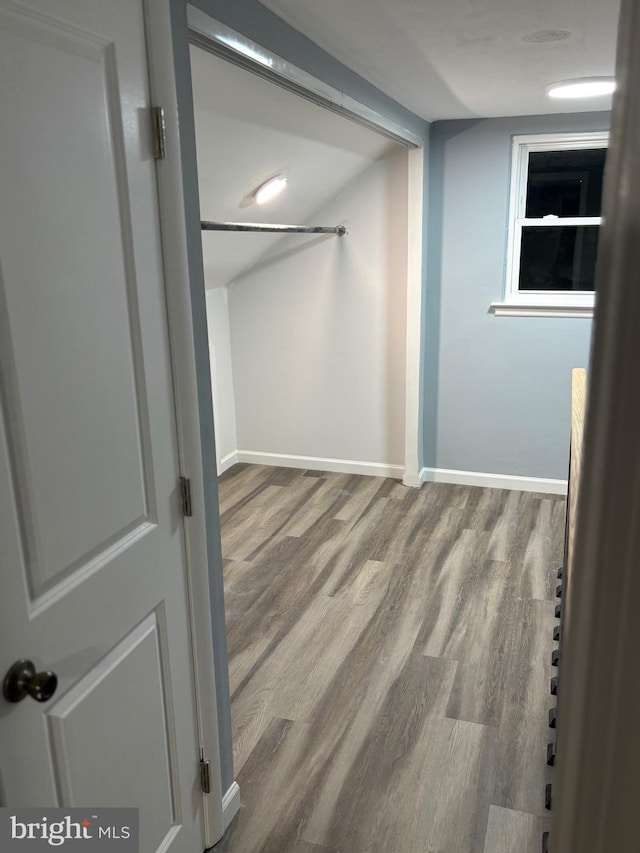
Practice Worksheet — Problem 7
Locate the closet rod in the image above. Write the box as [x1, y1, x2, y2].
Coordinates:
[201, 220, 347, 236]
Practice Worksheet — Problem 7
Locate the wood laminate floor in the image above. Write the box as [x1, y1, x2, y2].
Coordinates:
[215, 465, 565, 853]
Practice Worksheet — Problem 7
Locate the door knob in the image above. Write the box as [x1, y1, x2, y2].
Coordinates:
[3, 659, 58, 703]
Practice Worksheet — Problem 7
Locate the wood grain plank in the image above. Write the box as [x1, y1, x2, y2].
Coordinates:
[214, 717, 306, 853]
[325, 473, 386, 523]
[483, 805, 551, 853]
[415, 530, 492, 659]
[225, 536, 328, 663]
[484, 713, 555, 817]
[258, 836, 330, 853]
[311, 713, 486, 853]
[446, 595, 556, 726]
[217, 463, 275, 515]
[287, 655, 459, 851]
[216, 466, 565, 852]
[336, 558, 393, 607]
[307, 496, 395, 597]
[277, 473, 355, 537]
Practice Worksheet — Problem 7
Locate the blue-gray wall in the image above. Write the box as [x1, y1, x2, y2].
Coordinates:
[171, 0, 429, 795]
[425, 112, 610, 482]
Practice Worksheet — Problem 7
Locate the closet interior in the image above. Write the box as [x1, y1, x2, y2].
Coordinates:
[190, 44, 410, 478]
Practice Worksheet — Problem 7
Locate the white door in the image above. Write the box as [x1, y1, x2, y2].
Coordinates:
[0, 0, 214, 850]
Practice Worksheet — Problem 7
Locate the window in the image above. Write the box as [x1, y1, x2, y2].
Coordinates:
[495, 132, 608, 317]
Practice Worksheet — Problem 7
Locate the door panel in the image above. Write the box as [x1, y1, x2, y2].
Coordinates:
[48, 614, 177, 850]
[0, 3, 153, 601]
[0, 2, 208, 850]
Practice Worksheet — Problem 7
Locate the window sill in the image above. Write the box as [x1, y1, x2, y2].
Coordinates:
[490, 301, 594, 318]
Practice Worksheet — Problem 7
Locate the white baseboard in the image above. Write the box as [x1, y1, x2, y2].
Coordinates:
[235, 450, 404, 480]
[222, 781, 241, 831]
[420, 466, 568, 495]
[403, 470, 423, 488]
[217, 451, 239, 476]
[215, 455, 564, 494]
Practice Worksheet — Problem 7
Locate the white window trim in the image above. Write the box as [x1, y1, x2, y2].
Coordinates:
[492, 131, 609, 318]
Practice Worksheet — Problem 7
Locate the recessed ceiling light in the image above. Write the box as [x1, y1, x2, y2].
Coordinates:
[254, 175, 288, 205]
[547, 77, 616, 99]
[523, 30, 571, 43]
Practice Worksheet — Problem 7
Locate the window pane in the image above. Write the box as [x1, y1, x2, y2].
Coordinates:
[525, 148, 606, 218]
[519, 225, 599, 291]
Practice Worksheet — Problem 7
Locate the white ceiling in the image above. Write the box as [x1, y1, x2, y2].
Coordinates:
[259, 0, 621, 120]
[191, 45, 396, 288]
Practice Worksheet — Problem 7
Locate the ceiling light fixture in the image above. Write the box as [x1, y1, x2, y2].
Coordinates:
[547, 77, 616, 99]
[254, 175, 288, 205]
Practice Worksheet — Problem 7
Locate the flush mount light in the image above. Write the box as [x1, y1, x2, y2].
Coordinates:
[547, 77, 616, 99]
[254, 175, 288, 205]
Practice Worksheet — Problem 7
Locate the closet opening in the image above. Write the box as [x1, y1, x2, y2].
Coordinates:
[187, 12, 427, 836]
[190, 43, 411, 481]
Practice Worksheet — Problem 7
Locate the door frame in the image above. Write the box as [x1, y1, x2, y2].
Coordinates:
[551, 0, 640, 848]
[149, 0, 428, 843]
[145, 1, 227, 846]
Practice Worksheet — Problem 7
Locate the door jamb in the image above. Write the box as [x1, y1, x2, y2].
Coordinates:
[403, 146, 426, 486]
[145, 0, 226, 846]
[551, 1, 640, 848]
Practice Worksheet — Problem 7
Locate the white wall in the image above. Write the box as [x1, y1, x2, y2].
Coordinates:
[227, 148, 408, 475]
[205, 288, 237, 472]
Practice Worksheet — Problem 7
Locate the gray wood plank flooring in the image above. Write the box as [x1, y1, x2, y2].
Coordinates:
[215, 465, 565, 852]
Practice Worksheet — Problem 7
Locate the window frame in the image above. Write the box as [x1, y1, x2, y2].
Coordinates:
[493, 131, 609, 318]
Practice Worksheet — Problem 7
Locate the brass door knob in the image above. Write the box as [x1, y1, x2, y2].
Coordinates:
[3, 659, 58, 703]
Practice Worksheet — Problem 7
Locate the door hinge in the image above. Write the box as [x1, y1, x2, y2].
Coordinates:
[199, 755, 211, 795]
[151, 106, 167, 160]
[180, 476, 193, 518]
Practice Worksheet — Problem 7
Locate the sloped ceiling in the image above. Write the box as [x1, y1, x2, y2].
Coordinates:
[191, 45, 397, 289]
[259, 0, 620, 121]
